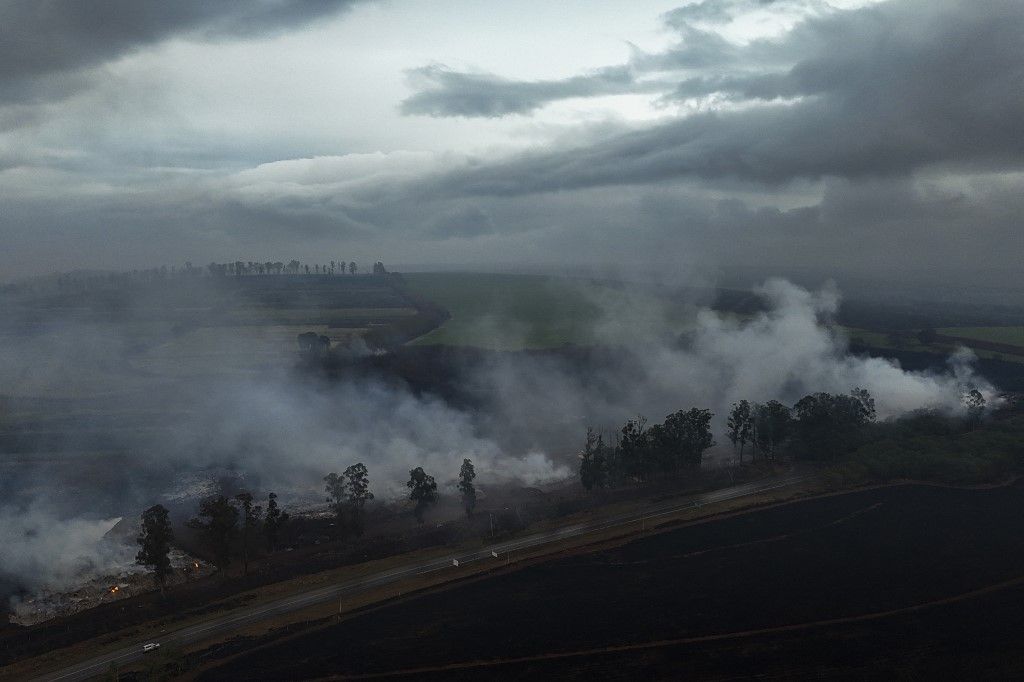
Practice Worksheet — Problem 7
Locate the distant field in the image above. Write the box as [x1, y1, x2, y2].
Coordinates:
[939, 326, 1024, 346]
[132, 324, 365, 378]
[223, 306, 419, 325]
[401, 272, 691, 350]
[402, 272, 604, 349]
[402, 273, 1024, 362]
[843, 326, 1024, 363]
[0, 275, 436, 398]
[0, 271, 442, 482]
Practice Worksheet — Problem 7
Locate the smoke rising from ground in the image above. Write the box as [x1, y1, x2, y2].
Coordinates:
[477, 278, 990, 451]
[0, 276, 991, 600]
[169, 376, 569, 498]
[0, 505, 130, 596]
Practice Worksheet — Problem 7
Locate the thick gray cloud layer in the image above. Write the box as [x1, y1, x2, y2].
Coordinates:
[665, 0, 784, 24]
[401, 64, 649, 118]
[0, 0, 365, 103]
[0, 0, 1022, 294]
[405, 0, 1024, 186]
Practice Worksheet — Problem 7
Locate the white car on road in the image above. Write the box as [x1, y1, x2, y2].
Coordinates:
[142, 643, 161, 653]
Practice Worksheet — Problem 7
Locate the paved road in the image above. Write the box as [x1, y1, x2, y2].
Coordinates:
[32, 472, 809, 681]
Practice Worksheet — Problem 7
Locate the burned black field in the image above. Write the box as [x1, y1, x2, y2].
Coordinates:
[202, 483, 1024, 680]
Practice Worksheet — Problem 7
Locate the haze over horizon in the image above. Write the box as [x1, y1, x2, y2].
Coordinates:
[1, 0, 1021, 295]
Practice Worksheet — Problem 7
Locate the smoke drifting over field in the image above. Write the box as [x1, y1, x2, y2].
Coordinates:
[474, 278, 992, 452]
[0, 277, 991, 601]
[171, 377, 569, 497]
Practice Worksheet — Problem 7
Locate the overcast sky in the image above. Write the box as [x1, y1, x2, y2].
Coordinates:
[1, 0, 1021, 292]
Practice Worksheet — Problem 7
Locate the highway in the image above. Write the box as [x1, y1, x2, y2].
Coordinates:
[32, 472, 809, 681]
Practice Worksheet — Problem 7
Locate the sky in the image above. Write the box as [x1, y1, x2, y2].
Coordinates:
[1, 0, 1022, 293]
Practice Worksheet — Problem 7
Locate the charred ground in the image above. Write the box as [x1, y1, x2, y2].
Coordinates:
[199, 481, 1024, 680]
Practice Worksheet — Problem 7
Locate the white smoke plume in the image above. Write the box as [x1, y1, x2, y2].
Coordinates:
[0, 277, 994, 600]
[167, 377, 570, 498]
[0, 504, 131, 595]
[477, 278, 992, 446]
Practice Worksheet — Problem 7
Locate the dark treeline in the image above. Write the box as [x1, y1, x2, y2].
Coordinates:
[579, 387, 1000, 491]
[205, 259, 388, 277]
[1, 259, 390, 295]
[579, 408, 715, 489]
[136, 490, 292, 588]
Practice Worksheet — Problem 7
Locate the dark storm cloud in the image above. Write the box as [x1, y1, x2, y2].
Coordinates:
[399, 24, 741, 118]
[424, 205, 497, 238]
[0, 0, 366, 103]
[664, 0, 786, 25]
[443, 173, 1024, 291]
[3, 0, 1022, 294]
[633, 23, 747, 70]
[411, 0, 1024, 192]
[400, 64, 649, 118]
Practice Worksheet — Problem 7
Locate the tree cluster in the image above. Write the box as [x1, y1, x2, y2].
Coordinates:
[788, 388, 877, 459]
[297, 331, 332, 361]
[407, 466, 439, 523]
[206, 259, 377, 276]
[579, 407, 716, 490]
[726, 399, 794, 463]
[578, 389, 890, 489]
[138, 489, 294, 590]
[19, 258, 391, 296]
[136, 505, 174, 596]
[184, 490, 289, 577]
[324, 463, 375, 538]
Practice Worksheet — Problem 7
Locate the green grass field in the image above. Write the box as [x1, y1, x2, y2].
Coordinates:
[0, 275, 430, 399]
[401, 272, 694, 350]
[401, 273, 601, 349]
[938, 327, 1024, 346]
[843, 326, 1024, 363]
[402, 273, 1024, 360]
